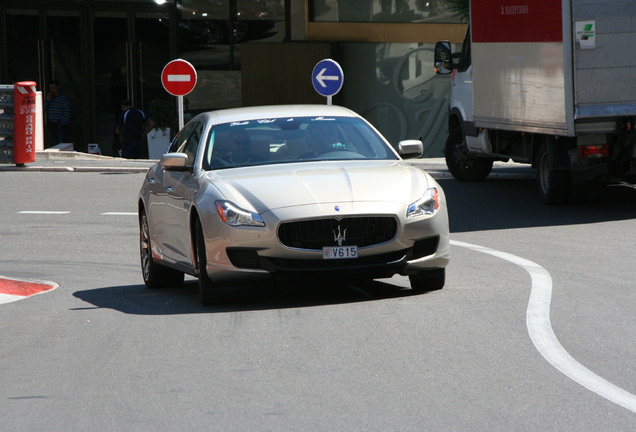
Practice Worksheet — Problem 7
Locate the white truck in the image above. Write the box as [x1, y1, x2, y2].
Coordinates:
[434, 0, 636, 203]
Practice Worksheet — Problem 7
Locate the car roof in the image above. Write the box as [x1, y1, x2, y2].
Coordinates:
[192, 104, 360, 125]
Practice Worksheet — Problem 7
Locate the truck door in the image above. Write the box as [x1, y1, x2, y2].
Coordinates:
[451, 28, 475, 136]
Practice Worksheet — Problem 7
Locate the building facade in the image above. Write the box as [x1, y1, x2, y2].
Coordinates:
[0, 0, 465, 156]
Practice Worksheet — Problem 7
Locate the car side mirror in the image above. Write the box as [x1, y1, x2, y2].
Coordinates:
[434, 41, 453, 74]
[161, 153, 190, 171]
[399, 140, 424, 159]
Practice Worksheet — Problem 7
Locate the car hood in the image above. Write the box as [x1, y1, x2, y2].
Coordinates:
[203, 161, 432, 214]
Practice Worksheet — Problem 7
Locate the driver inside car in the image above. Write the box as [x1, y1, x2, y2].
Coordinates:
[212, 129, 267, 167]
[300, 122, 344, 158]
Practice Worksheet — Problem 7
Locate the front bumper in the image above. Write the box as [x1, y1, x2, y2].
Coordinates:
[200, 199, 451, 283]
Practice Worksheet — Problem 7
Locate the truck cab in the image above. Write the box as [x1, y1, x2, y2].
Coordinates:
[435, 30, 495, 183]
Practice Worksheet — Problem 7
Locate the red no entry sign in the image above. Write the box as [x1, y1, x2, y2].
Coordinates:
[161, 59, 197, 96]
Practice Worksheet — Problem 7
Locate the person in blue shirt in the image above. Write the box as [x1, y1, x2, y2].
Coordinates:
[115, 99, 156, 159]
[44, 80, 71, 147]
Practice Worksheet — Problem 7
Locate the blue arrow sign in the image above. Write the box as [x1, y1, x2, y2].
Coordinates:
[312, 59, 344, 98]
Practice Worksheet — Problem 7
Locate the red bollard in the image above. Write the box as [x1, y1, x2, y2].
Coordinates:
[13, 81, 37, 166]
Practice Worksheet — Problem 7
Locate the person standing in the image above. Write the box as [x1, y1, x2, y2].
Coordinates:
[115, 99, 156, 159]
[44, 80, 71, 147]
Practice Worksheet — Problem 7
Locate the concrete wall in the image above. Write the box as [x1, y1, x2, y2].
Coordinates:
[241, 42, 340, 106]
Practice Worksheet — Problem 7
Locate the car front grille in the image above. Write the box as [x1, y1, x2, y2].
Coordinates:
[277, 216, 398, 250]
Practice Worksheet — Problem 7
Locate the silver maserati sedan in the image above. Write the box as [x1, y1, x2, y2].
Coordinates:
[138, 105, 450, 305]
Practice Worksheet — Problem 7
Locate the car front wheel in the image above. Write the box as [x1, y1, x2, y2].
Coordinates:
[409, 268, 445, 293]
[195, 218, 223, 306]
[140, 210, 184, 289]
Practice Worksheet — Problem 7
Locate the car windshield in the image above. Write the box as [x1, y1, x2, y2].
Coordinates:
[202, 115, 399, 170]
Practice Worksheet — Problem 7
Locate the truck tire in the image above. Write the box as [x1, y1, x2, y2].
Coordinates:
[536, 141, 570, 204]
[445, 127, 493, 181]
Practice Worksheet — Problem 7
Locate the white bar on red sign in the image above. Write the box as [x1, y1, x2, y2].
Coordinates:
[168, 75, 191, 82]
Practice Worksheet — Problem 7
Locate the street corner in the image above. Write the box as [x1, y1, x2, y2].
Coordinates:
[0, 276, 59, 305]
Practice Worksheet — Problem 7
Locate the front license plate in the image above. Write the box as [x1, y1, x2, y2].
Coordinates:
[323, 245, 358, 259]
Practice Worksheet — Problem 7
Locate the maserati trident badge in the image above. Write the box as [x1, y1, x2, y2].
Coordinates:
[333, 225, 347, 246]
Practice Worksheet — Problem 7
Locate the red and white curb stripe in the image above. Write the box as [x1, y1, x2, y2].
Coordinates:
[0, 276, 58, 305]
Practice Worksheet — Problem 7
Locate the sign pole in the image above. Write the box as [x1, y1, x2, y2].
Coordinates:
[178, 96, 184, 130]
[161, 59, 197, 131]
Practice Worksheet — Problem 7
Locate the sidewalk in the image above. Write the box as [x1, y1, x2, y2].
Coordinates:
[0, 150, 536, 179]
[0, 150, 156, 173]
[408, 158, 536, 180]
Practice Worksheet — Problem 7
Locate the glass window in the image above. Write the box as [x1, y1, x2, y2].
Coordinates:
[183, 121, 204, 165]
[169, 120, 200, 160]
[311, 0, 464, 23]
[5, 10, 40, 84]
[46, 11, 85, 150]
[338, 42, 457, 156]
[177, 0, 285, 117]
[204, 116, 398, 170]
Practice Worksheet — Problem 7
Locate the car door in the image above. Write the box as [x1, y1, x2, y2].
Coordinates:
[161, 121, 204, 267]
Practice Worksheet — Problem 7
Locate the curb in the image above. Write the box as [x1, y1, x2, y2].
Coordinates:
[0, 276, 59, 305]
[0, 152, 536, 178]
[0, 165, 152, 173]
[0, 151, 156, 173]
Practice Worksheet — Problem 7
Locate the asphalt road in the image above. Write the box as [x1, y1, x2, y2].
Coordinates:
[2, 169, 636, 431]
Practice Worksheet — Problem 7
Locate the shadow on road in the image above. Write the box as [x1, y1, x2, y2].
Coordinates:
[440, 177, 636, 233]
[72, 277, 431, 315]
[73, 175, 636, 313]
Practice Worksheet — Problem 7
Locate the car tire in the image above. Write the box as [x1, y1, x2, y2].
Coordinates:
[140, 210, 184, 289]
[195, 218, 223, 306]
[445, 127, 493, 181]
[409, 268, 445, 293]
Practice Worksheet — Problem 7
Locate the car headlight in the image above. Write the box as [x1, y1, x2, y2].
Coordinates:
[407, 187, 440, 218]
[215, 201, 265, 227]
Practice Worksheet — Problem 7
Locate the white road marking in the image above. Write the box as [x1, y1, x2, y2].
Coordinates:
[19, 211, 70, 214]
[0, 293, 23, 305]
[452, 240, 636, 413]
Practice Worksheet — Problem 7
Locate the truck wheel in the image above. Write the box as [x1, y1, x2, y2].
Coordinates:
[445, 127, 493, 181]
[536, 142, 570, 204]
